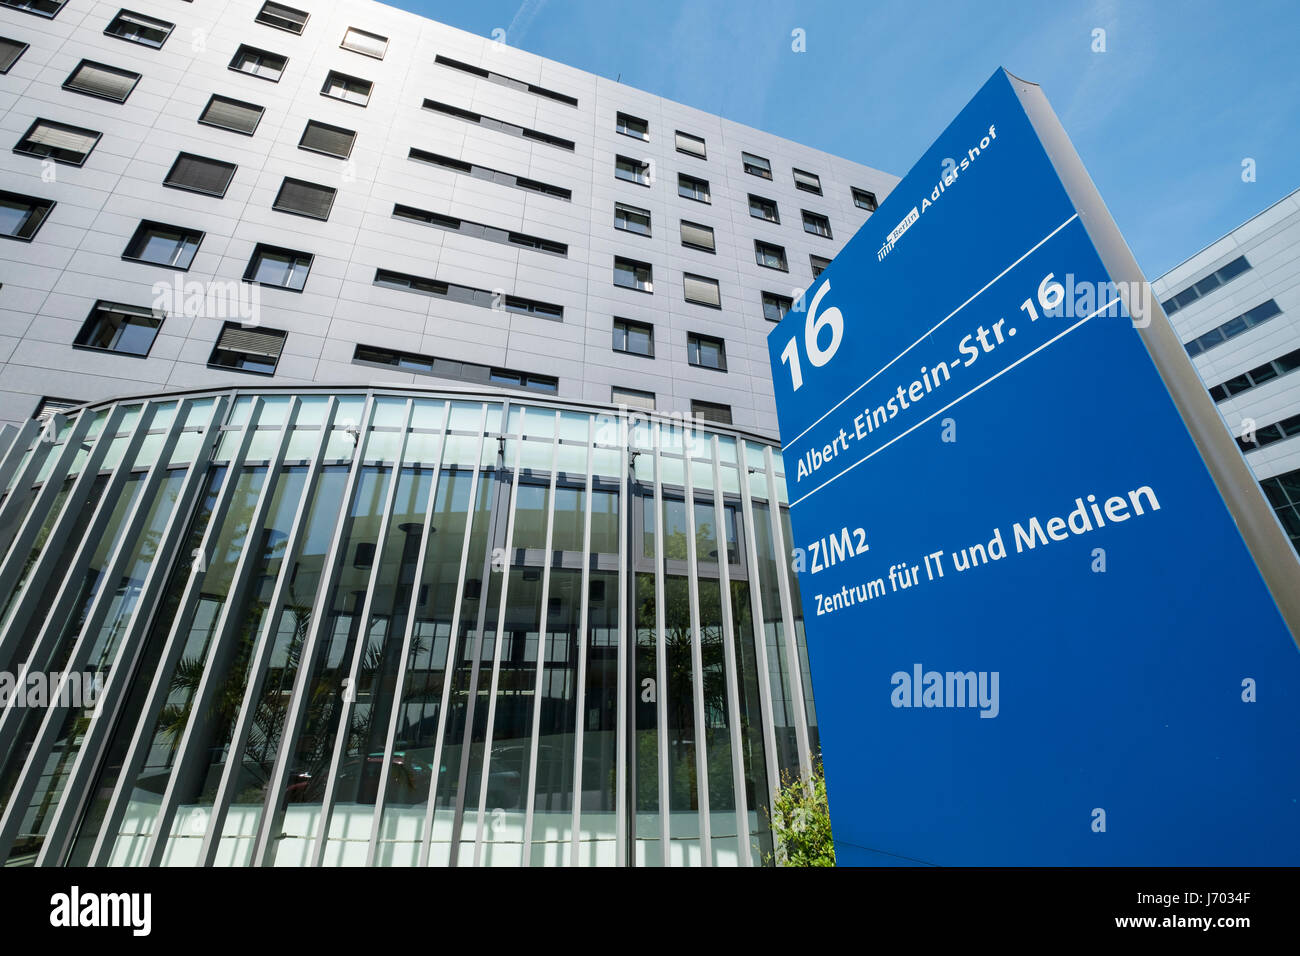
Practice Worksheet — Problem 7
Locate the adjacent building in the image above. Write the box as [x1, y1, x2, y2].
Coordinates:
[0, 0, 897, 866]
[1153, 187, 1300, 555]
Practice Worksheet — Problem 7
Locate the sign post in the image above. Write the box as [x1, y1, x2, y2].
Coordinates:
[768, 69, 1300, 865]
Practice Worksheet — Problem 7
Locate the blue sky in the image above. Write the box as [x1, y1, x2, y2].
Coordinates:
[392, 0, 1300, 277]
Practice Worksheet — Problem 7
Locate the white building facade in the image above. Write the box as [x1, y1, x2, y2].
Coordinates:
[1154, 188, 1300, 555]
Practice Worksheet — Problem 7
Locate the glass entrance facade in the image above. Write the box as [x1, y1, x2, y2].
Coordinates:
[0, 386, 815, 866]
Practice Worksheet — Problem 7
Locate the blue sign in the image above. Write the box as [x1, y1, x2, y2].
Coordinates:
[768, 68, 1300, 865]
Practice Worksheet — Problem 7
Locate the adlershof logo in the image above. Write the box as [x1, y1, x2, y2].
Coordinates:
[49, 886, 151, 937]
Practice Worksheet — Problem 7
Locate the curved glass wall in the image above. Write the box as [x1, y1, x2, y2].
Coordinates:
[0, 387, 813, 867]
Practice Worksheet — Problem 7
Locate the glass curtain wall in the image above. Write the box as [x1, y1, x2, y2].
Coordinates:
[0, 387, 813, 867]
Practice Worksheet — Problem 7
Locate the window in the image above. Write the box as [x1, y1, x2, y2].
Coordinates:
[244, 244, 312, 291]
[614, 257, 652, 293]
[613, 318, 653, 358]
[209, 321, 286, 375]
[793, 168, 822, 194]
[354, 344, 557, 393]
[612, 386, 655, 410]
[749, 194, 779, 223]
[199, 95, 264, 135]
[74, 301, 161, 356]
[433, 55, 578, 107]
[614, 202, 651, 236]
[679, 220, 715, 252]
[810, 255, 831, 278]
[394, 205, 566, 256]
[803, 210, 832, 238]
[755, 240, 787, 271]
[503, 296, 564, 320]
[373, 270, 563, 318]
[0, 37, 26, 73]
[164, 153, 236, 197]
[273, 178, 336, 220]
[0, 189, 55, 241]
[408, 148, 571, 200]
[691, 400, 731, 424]
[1162, 255, 1251, 315]
[742, 152, 772, 179]
[762, 291, 793, 323]
[615, 155, 650, 185]
[1209, 348, 1300, 403]
[489, 369, 558, 393]
[230, 45, 286, 81]
[299, 120, 355, 158]
[683, 273, 721, 308]
[63, 59, 140, 102]
[1261, 469, 1300, 555]
[687, 332, 726, 371]
[1237, 413, 1300, 452]
[0, 0, 63, 18]
[255, 2, 307, 34]
[322, 70, 371, 105]
[1183, 299, 1281, 357]
[852, 187, 878, 211]
[341, 26, 387, 58]
[616, 112, 648, 140]
[422, 99, 575, 151]
[14, 119, 99, 166]
[104, 9, 172, 47]
[675, 130, 706, 158]
[678, 173, 710, 203]
[122, 221, 203, 269]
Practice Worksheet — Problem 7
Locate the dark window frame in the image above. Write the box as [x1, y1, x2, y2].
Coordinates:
[104, 8, 174, 48]
[340, 26, 389, 59]
[163, 152, 237, 198]
[614, 201, 652, 237]
[742, 152, 772, 179]
[762, 291, 793, 323]
[228, 44, 287, 82]
[73, 300, 163, 358]
[614, 256, 654, 294]
[0, 36, 28, 73]
[687, 331, 727, 372]
[793, 167, 822, 194]
[679, 219, 716, 253]
[612, 317, 654, 358]
[802, 209, 832, 239]
[272, 177, 337, 221]
[243, 243, 313, 292]
[682, 272, 722, 309]
[121, 220, 204, 271]
[321, 69, 372, 106]
[62, 58, 141, 103]
[678, 173, 711, 204]
[209, 320, 286, 376]
[13, 118, 101, 167]
[198, 94, 265, 135]
[852, 187, 878, 211]
[748, 194, 779, 223]
[754, 239, 788, 272]
[254, 1, 309, 35]
[0, 189, 55, 241]
[298, 119, 356, 159]
[616, 111, 649, 141]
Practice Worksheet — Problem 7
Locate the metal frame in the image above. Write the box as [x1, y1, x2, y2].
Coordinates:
[0, 386, 811, 867]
